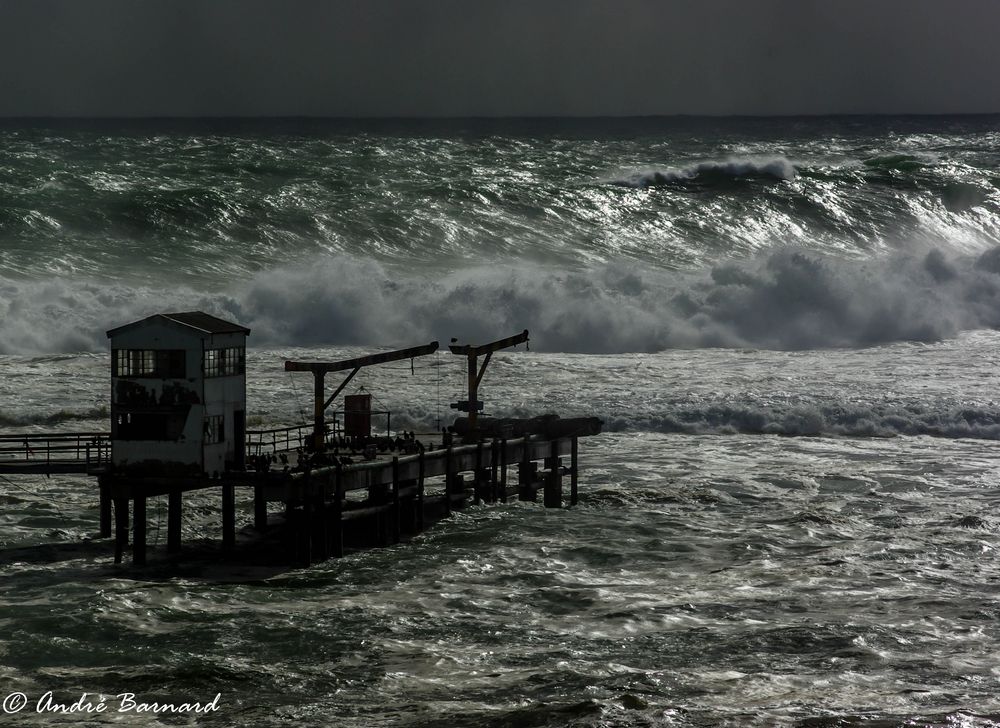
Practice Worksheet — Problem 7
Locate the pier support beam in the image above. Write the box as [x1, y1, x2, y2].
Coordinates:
[313, 492, 329, 561]
[544, 440, 562, 509]
[113, 496, 129, 564]
[518, 443, 537, 502]
[499, 439, 508, 503]
[133, 494, 147, 566]
[222, 482, 235, 550]
[416, 452, 426, 531]
[299, 501, 313, 566]
[570, 436, 579, 506]
[490, 440, 500, 503]
[332, 470, 344, 558]
[444, 447, 454, 516]
[167, 489, 182, 554]
[254, 484, 268, 532]
[391, 457, 401, 544]
[98, 476, 112, 538]
[474, 443, 484, 506]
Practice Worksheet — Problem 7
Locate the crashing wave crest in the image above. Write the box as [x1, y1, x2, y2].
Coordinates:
[611, 157, 797, 188]
[3, 247, 1000, 354]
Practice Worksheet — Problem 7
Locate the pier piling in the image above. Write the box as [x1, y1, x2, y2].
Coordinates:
[444, 447, 454, 516]
[98, 476, 111, 538]
[544, 440, 562, 509]
[332, 465, 344, 558]
[314, 492, 329, 561]
[499, 438, 508, 503]
[167, 488, 182, 553]
[133, 494, 147, 566]
[474, 442, 484, 506]
[254, 484, 268, 532]
[490, 440, 499, 502]
[391, 457, 401, 544]
[221, 482, 235, 550]
[570, 436, 579, 506]
[113, 495, 129, 564]
[299, 501, 312, 566]
[519, 443, 536, 501]
[416, 453, 425, 531]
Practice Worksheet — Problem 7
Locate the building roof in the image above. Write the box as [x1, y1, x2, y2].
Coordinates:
[107, 311, 251, 338]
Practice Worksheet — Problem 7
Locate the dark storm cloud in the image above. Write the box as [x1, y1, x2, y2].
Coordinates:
[1, 0, 998, 117]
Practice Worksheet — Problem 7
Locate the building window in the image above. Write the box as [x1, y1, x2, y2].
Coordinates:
[204, 347, 245, 377]
[113, 349, 186, 378]
[204, 415, 225, 444]
[113, 411, 186, 440]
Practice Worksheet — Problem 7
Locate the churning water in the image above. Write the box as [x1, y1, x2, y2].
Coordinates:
[3, 116, 1000, 726]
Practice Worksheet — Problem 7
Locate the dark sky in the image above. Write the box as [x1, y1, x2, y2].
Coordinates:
[1, 0, 998, 117]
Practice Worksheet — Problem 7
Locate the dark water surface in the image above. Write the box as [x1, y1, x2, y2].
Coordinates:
[3, 117, 1000, 725]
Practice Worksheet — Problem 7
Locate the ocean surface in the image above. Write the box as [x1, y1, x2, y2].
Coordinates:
[3, 116, 1000, 726]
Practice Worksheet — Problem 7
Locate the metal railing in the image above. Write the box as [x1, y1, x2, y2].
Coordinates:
[246, 411, 392, 457]
[0, 412, 397, 471]
[245, 424, 315, 457]
[0, 432, 111, 471]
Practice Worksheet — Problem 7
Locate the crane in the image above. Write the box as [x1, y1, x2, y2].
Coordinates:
[448, 329, 529, 435]
[285, 341, 439, 450]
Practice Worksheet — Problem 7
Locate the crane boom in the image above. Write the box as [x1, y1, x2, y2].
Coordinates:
[448, 330, 529, 434]
[285, 341, 439, 450]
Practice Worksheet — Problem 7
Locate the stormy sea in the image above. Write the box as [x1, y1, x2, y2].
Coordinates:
[3, 116, 1000, 726]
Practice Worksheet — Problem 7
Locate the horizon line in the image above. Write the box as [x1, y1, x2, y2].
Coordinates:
[1, 112, 999, 123]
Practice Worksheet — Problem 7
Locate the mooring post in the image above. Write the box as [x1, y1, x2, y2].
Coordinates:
[570, 436, 579, 506]
[499, 438, 508, 503]
[254, 483, 268, 532]
[98, 475, 112, 538]
[133, 494, 147, 566]
[167, 488, 182, 554]
[391, 457, 401, 544]
[113, 495, 129, 564]
[417, 451, 426, 531]
[544, 439, 562, 509]
[444, 446, 454, 516]
[222, 481, 235, 550]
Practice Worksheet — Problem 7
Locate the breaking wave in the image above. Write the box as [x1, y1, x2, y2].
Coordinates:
[0, 407, 108, 428]
[7, 246, 1000, 354]
[358, 400, 1000, 443]
[611, 157, 797, 188]
[604, 404, 1000, 440]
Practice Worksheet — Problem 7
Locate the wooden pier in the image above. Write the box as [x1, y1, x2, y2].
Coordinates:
[97, 434, 587, 566]
[0, 319, 602, 567]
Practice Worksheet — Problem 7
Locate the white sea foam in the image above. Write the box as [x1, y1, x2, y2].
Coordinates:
[4, 247, 1000, 356]
[611, 157, 797, 188]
